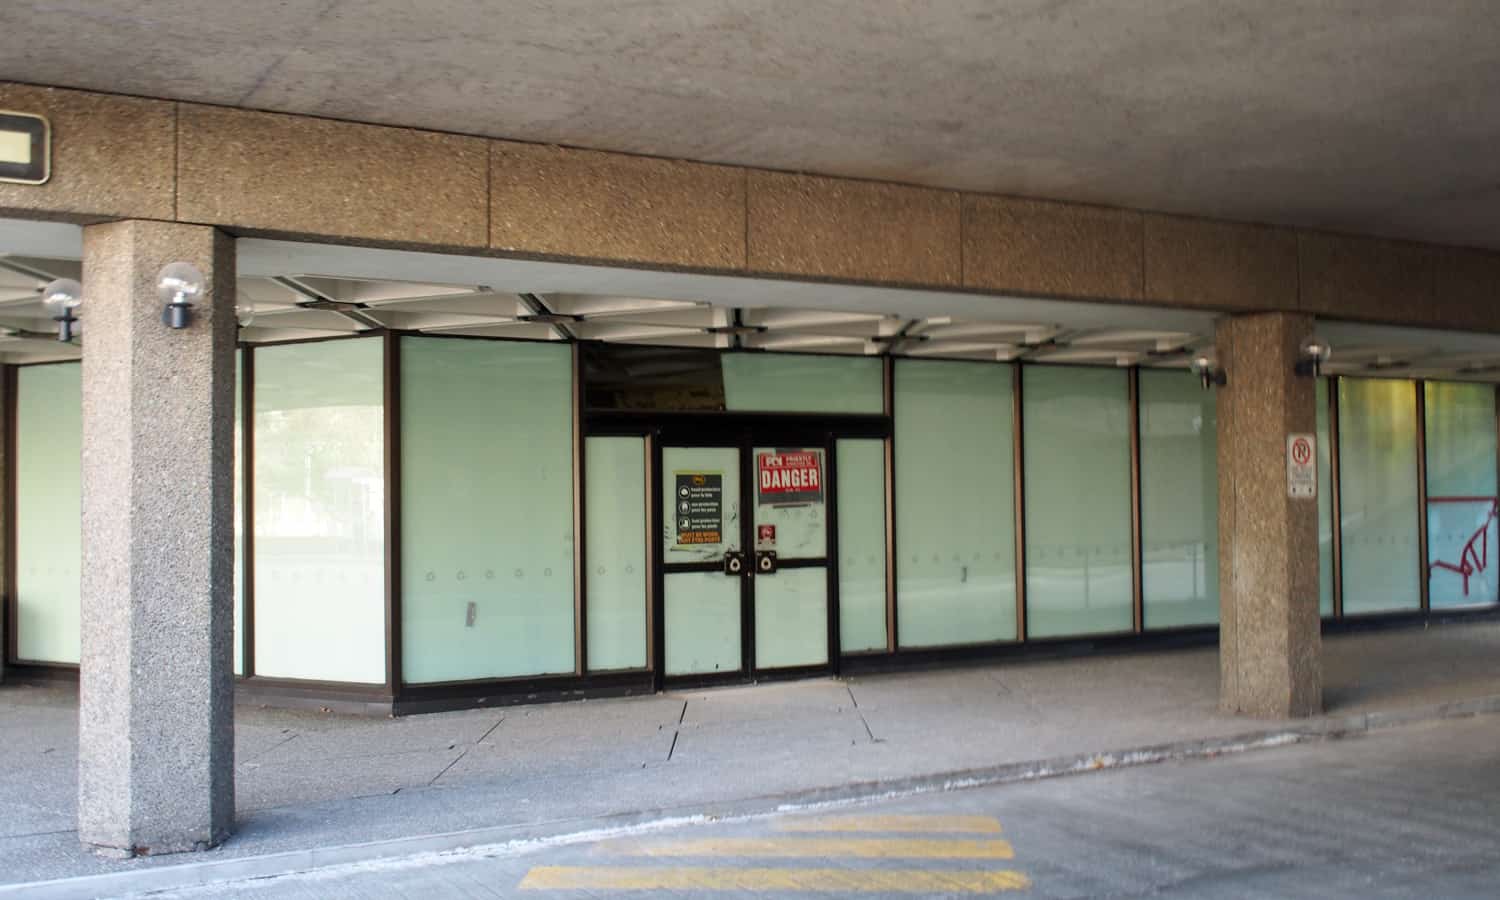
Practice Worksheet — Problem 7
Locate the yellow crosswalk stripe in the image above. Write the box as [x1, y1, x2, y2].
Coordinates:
[596, 836, 1015, 859]
[519, 865, 1031, 892]
[776, 814, 1004, 834]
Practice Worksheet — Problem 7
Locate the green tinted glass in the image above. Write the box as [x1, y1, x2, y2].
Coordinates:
[894, 359, 1016, 647]
[723, 353, 883, 414]
[1424, 381, 1498, 608]
[400, 338, 575, 683]
[15, 363, 81, 664]
[1338, 378, 1420, 614]
[254, 339, 385, 683]
[586, 436, 648, 671]
[836, 439, 887, 652]
[1139, 370, 1218, 628]
[1024, 366, 1133, 638]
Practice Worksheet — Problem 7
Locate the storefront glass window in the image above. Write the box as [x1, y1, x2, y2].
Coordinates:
[1338, 377, 1420, 614]
[1424, 381, 1498, 608]
[1139, 370, 1218, 628]
[894, 360, 1016, 647]
[586, 436, 648, 671]
[401, 338, 575, 683]
[836, 439, 887, 653]
[1024, 366, 1133, 637]
[254, 338, 385, 683]
[15, 363, 81, 664]
[722, 353, 884, 414]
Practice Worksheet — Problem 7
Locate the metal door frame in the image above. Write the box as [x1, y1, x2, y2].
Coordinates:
[652, 423, 837, 690]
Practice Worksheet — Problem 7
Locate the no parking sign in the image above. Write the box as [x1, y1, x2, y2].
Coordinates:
[1287, 433, 1316, 499]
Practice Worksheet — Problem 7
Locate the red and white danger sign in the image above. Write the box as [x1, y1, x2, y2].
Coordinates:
[1287, 433, 1316, 499]
[757, 450, 823, 506]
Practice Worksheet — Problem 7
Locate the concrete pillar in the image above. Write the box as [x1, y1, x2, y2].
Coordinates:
[77, 221, 236, 854]
[1216, 311, 1322, 718]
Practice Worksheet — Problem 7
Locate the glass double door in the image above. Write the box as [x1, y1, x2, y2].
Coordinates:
[660, 435, 833, 682]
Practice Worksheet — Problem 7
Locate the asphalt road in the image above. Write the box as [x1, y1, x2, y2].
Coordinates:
[158, 715, 1500, 899]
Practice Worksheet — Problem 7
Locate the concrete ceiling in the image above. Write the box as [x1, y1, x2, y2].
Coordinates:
[3, 2, 1500, 249]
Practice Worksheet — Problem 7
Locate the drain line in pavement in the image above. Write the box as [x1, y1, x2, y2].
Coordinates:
[667, 700, 688, 761]
[847, 685, 881, 743]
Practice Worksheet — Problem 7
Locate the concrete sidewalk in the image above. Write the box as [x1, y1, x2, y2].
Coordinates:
[3, 621, 1500, 893]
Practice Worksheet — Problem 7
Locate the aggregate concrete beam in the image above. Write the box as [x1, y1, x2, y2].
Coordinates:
[747, 171, 961, 287]
[77, 220, 236, 854]
[1434, 248, 1500, 333]
[0, 84, 174, 223]
[962, 195, 1142, 301]
[1298, 232, 1439, 323]
[491, 141, 746, 269]
[176, 105, 488, 249]
[1144, 214, 1298, 312]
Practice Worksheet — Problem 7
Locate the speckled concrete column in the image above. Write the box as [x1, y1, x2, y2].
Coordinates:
[1217, 312, 1322, 718]
[77, 221, 235, 854]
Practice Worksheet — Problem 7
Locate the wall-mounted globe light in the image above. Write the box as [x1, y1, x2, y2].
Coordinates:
[40, 278, 82, 342]
[157, 261, 205, 329]
[1188, 353, 1227, 390]
[1295, 337, 1332, 377]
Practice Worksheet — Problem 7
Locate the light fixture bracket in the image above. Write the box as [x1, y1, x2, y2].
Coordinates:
[162, 302, 192, 329]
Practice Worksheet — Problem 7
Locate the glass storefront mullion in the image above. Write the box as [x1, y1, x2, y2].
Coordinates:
[1317, 378, 1337, 617]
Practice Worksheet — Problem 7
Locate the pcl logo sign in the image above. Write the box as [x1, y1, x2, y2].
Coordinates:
[1287, 433, 1316, 499]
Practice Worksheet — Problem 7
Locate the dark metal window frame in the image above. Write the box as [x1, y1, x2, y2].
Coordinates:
[7, 338, 1499, 707]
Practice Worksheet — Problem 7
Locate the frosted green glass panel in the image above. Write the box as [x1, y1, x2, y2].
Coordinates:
[755, 567, 829, 668]
[1424, 381, 1498, 608]
[665, 571, 741, 675]
[752, 446, 827, 560]
[1317, 378, 1334, 617]
[401, 338, 574, 683]
[1024, 366, 1133, 638]
[722, 353, 883, 414]
[234, 354, 244, 675]
[836, 439, 887, 652]
[1338, 378, 1420, 614]
[663, 446, 741, 562]
[15, 363, 81, 664]
[894, 360, 1016, 647]
[254, 339, 385, 684]
[586, 437, 648, 671]
[1139, 371, 1218, 628]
